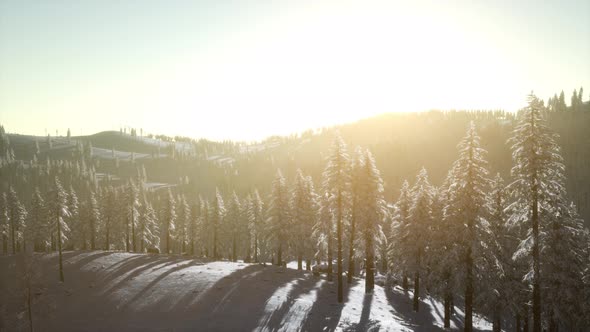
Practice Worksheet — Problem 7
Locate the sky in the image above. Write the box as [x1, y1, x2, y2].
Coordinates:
[1, 0, 589, 141]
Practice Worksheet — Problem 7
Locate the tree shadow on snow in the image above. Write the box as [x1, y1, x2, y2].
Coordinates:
[342, 293, 381, 332]
[384, 286, 440, 331]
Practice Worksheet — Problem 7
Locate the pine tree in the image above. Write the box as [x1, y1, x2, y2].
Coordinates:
[86, 191, 101, 250]
[138, 200, 159, 253]
[445, 122, 492, 332]
[28, 188, 48, 252]
[507, 93, 566, 332]
[322, 135, 350, 302]
[211, 188, 225, 259]
[267, 169, 289, 266]
[188, 197, 201, 256]
[1, 193, 9, 254]
[291, 170, 317, 270]
[226, 191, 241, 262]
[66, 186, 78, 250]
[348, 147, 364, 283]
[102, 187, 116, 250]
[248, 189, 264, 263]
[50, 178, 69, 282]
[176, 194, 190, 254]
[162, 189, 176, 254]
[7, 186, 27, 253]
[314, 188, 334, 281]
[401, 168, 433, 311]
[126, 181, 139, 252]
[391, 180, 412, 290]
[357, 149, 386, 294]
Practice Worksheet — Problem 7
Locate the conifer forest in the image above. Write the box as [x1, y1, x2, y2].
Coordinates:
[1, 1, 590, 331]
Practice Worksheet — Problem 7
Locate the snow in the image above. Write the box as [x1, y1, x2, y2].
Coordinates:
[1, 251, 496, 331]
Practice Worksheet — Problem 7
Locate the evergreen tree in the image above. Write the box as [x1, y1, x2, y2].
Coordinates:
[445, 122, 492, 332]
[401, 168, 433, 311]
[357, 149, 386, 294]
[267, 169, 290, 266]
[86, 191, 101, 250]
[176, 194, 190, 253]
[7, 186, 27, 253]
[248, 189, 264, 263]
[226, 191, 241, 262]
[102, 187, 116, 250]
[29, 188, 48, 252]
[126, 181, 139, 252]
[348, 147, 364, 282]
[50, 178, 69, 282]
[391, 180, 412, 290]
[507, 93, 566, 332]
[138, 200, 159, 252]
[314, 188, 334, 281]
[66, 186, 78, 250]
[162, 189, 176, 254]
[291, 170, 317, 270]
[322, 135, 350, 302]
[1, 193, 8, 254]
[188, 197, 201, 256]
[211, 188, 225, 259]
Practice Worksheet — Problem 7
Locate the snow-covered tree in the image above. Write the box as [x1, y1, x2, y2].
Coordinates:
[314, 188, 334, 281]
[126, 181, 139, 252]
[101, 186, 117, 250]
[267, 169, 290, 266]
[322, 135, 350, 302]
[28, 188, 48, 252]
[210, 188, 225, 259]
[7, 186, 27, 254]
[445, 122, 492, 332]
[188, 197, 201, 256]
[176, 194, 190, 253]
[400, 167, 433, 311]
[226, 191, 241, 262]
[161, 189, 176, 254]
[138, 199, 159, 252]
[347, 147, 364, 282]
[1, 193, 7, 254]
[248, 189, 265, 263]
[390, 180, 412, 290]
[88, 191, 101, 250]
[507, 93, 571, 332]
[50, 178, 69, 282]
[290, 169, 317, 270]
[357, 149, 386, 294]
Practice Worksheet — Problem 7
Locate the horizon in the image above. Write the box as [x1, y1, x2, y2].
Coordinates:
[1, 1, 589, 141]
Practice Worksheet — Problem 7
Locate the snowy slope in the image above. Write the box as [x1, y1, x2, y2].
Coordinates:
[1, 252, 495, 332]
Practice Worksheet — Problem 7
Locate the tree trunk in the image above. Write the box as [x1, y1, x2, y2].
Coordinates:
[413, 271, 419, 311]
[347, 210, 355, 283]
[232, 235, 237, 262]
[297, 253, 302, 270]
[465, 246, 473, 332]
[27, 286, 33, 332]
[548, 310, 557, 332]
[125, 217, 130, 252]
[254, 234, 258, 263]
[337, 191, 343, 303]
[516, 313, 521, 332]
[213, 226, 217, 259]
[105, 221, 110, 251]
[277, 243, 282, 266]
[131, 209, 136, 252]
[57, 212, 64, 282]
[306, 258, 311, 271]
[523, 306, 529, 332]
[532, 193, 541, 332]
[90, 218, 95, 250]
[444, 292, 451, 328]
[493, 311, 501, 332]
[402, 273, 408, 291]
[166, 228, 171, 255]
[365, 249, 374, 293]
[327, 243, 333, 281]
[11, 219, 16, 254]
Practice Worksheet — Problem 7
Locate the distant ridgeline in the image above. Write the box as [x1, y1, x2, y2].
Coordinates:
[0, 92, 589, 228]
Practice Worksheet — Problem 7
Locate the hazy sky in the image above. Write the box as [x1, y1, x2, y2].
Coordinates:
[1, 0, 589, 141]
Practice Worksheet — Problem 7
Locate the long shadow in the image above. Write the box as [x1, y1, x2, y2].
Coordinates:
[384, 286, 439, 331]
[63, 250, 113, 269]
[181, 265, 304, 332]
[343, 294, 381, 332]
[99, 257, 173, 296]
[300, 278, 348, 332]
[120, 259, 199, 310]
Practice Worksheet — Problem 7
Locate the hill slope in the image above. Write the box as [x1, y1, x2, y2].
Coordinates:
[1, 251, 494, 332]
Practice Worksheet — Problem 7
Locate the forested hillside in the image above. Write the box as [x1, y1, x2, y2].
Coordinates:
[1, 92, 589, 331]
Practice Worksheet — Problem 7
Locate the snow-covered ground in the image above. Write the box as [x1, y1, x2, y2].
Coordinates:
[1, 252, 494, 331]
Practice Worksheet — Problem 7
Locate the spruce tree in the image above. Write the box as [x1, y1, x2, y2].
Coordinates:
[391, 180, 412, 290]
[50, 178, 69, 282]
[322, 135, 350, 302]
[445, 122, 492, 332]
[291, 170, 317, 270]
[348, 147, 364, 282]
[86, 191, 101, 250]
[267, 169, 289, 266]
[162, 189, 176, 254]
[29, 188, 48, 252]
[138, 200, 159, 253]
[357, 149, 386, 294]
[248, 189, 264, 263]
[211, 188, 225, 259]
[7, 186, 27, 253]
[226, 191, 241, 262]
[508, 93, 567, 332]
